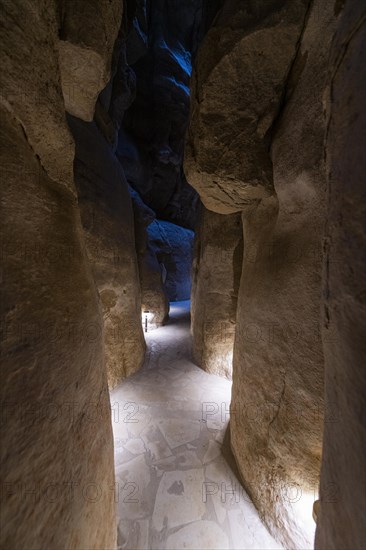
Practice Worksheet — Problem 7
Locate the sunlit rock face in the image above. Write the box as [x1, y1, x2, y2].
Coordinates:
[0, 2, 117, 547]
[316, 2, 366, 549]
[67, 115, 146, 389]
[191, 207, 243, 379]
[186, 0, 343, 547]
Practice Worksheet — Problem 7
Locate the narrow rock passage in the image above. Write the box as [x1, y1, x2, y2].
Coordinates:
[111, 301, 281, 550]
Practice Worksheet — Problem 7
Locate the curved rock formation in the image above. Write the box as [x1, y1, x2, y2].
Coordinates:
[58, 0, 123, 121]
[315, 2, 366, 548]
[185, 0, 345, 547]
[67, 115, 146, 389]
[191, 207, 243, 378]
[185, 0, 307, 214]
[1, 1, 365, 549]
[119, 0, 205, 229]
[0, 1, 120, 547]
[0, 0, 75, 188]
[132, 190, 170, 329]
[230, 0, 340, 542]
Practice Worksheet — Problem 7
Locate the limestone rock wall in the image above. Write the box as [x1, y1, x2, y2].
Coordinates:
[315, 3, 366, 549]
[185, 0, 345, 547]
[191, 207, 243, 378]
[0, 0, 74, 188]
[231, 2, 340, 547]
[0, 1, 118, 547]
[185, 0, 308, 214]
[67, 115, 146, 389]
[58, 0, 123, 121]
[131, 190, 170, 329]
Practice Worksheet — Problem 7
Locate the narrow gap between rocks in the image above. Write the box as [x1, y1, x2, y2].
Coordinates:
[2, 2, 364, 550]
[111, 301, 281, 550]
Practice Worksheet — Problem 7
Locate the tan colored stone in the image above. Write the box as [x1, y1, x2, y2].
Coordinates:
[191, 207, 243, 378]
[58, 0, 123, 121]
[68, 115, 146, 389]
[0, 0, 74, 188]
[132, 192, 169, 329]
[0, 3, 121, 547]
[230, 2, 340, 547]
[0, 106, 116, 550]
[186, 0, 345, 547]
[315, 2, 366, 549]
[185, 0, 307, 214]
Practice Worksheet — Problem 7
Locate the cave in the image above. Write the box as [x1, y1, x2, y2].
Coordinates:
[1, 1, 365, 550]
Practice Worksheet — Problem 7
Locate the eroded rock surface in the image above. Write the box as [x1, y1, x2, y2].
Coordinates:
[230, 1, 341, 545]
[0, 2, 118, 547]
[186, 0, 343, 547]
[58, 0, 123, 121]
[315, 3, 366, 549]
[191, 207, 243, 378]
[185, 0, 308, 214]
[68, 115, 146, 389]
[0, 0, 74, 188]
[132, 190, 169, 329]
[2, 1, 364, 549]
[0, 106, 115, 550]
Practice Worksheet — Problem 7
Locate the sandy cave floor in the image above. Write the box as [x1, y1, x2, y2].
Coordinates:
[111, 301, 281, 550]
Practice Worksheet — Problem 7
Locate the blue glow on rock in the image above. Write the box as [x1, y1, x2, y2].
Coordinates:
[164, 76, 191, 96]
[160, 39, 192, 77]
[171, 44, 192, 76]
